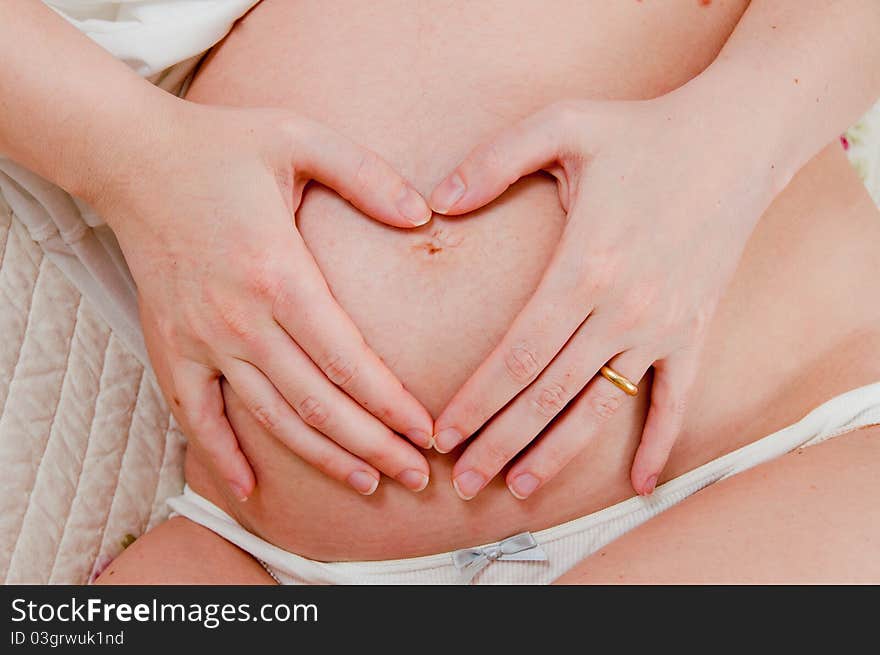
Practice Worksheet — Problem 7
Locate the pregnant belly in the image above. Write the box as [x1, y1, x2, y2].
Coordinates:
[181, 0, 880, 560]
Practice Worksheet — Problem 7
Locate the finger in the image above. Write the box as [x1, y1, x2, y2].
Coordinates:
[238, 327, 431, 492]
[433, 230, 594, 454]
[630, 347, 701, 496]
[295, 119, 432, 228]
[505, 350, 654, 501]
[221, 358, 383, 495]
[171, 360, 256, 501]
[449, 317, 616, 500]
[429, 103, 571, 215]
[275, 241, 435, 449]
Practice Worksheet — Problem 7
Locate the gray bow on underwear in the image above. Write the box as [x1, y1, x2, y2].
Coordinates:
[451, 532, 548, 584]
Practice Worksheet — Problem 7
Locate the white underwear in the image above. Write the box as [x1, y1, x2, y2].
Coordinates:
[168, 382, 880, 585]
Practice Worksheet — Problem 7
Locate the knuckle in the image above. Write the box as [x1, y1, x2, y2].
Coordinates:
[217, 301, 257, 342]
[585, 387, 623, 421]
[480, 438, 515, 471]
[531, 381, 570, 419]
[249, 403, 279, 433]
[271, 282, 330, 323]
[503, 342, 541, 384]
[247, 265, 282, 300]
[372, 403, 395, 424]
[540, 441, 571, 474]
[322, 353, 358, 388]
[272, 279, 315, 321]
[299, 395, 330, 429]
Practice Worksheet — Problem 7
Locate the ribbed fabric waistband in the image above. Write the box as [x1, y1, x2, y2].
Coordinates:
[169, 382, 880, 584]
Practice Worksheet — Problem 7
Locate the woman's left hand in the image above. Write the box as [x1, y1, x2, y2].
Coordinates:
[428, 93, 790, 500]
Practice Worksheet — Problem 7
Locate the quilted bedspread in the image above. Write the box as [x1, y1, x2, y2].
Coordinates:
[1, 103, 878, 584]
[0, 193, 186, 584]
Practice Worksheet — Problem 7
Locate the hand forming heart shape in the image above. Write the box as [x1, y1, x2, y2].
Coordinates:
[428, 93, 785, 501]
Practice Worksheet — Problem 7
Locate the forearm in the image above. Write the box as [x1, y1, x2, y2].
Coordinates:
[677, 0, 880, 186]
[0, 0, 181, 205]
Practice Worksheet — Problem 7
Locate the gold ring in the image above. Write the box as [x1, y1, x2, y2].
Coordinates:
[599, 365, 639, 396]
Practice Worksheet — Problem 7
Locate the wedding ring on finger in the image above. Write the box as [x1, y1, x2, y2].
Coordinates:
[599, 365, 639, 396]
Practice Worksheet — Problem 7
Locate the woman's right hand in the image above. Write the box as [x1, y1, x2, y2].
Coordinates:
[89, 102, 435, 500]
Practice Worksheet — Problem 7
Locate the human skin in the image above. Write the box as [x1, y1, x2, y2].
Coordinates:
[2, 2, 876, 505]
[1, 0, 878, 581]
[429, 0, 880, 500]
[554, 425, 880, 584]
[0, 0, 439, 501]
[139, 0, 880, 566]
[95, 425, 880, 584]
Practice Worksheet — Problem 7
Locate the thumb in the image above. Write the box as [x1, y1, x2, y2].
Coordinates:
[295, 119, 432, 229]
[429, 103, 574, 216]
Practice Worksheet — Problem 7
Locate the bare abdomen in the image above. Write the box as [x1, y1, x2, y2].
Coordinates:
[182, 0, 880, 560]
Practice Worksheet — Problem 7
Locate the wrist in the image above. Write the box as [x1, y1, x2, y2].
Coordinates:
[63, 85, 186, 219]
[665, 62, 807, 201]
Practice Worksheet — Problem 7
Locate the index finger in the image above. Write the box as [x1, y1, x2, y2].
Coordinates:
[274, 238, 435, 449]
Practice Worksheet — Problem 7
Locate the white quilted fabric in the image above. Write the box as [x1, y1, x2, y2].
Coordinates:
[0, 193, 185, 584]
[0, 0, 258, 585]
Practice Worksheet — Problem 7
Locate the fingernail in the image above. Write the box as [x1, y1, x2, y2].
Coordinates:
[231, 483, 250, 502]
[347, 471, 379, 495]
[642, 474, 658, 496]
[431, 173, 465, 214]
[508, 473, 540, 500]
[406, 428, 435, 449]
[397, 469, 430, 492]
[396, 186, 432, 226]
[433, 427, 463, 453]
[452, 470, 485, 500]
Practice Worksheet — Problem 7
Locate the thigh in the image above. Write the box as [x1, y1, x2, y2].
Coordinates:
[555, 425, 880, 584]
[94, 517, 277, 585]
